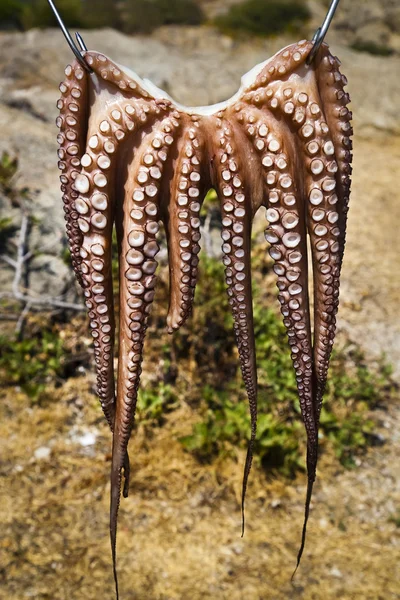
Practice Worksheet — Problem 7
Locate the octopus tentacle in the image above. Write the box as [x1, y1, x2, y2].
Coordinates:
[72, 103, 137, 500]
[74, 147, 116, 428]
[273, 58, 352, 423]
[213, 118, 260, 530]
[56, 60, 88, 286]
[73, 98, 161, 429]
[111, 117, 179, 597]
[261, 49, 351, 566]
[246, 40, 313, 97]
[297, 106, 342, 420]
[164, 118, 206, 332]
[276, 83, 339, 411]
[250, 116, 317, 443]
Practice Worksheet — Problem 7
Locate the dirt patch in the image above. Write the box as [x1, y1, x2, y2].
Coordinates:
[338, 134, 400, 377]
[0, 374, 399, 600]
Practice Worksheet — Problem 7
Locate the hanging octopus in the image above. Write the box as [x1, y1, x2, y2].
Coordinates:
[55, 39, 352, 597]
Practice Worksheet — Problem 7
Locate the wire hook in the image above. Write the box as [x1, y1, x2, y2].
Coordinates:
[47, 0, 92, 72]
[307, 0, 341, 65]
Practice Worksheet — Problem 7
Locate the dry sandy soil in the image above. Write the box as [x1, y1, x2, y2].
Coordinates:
[1, 378, 399, 600]
[0, 23, 399, 600]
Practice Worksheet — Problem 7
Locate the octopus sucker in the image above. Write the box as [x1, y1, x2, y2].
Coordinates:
[55, 40, 352, 597]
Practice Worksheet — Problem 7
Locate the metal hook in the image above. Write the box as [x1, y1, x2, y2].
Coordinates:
[47, 0, 92, 72]
[307, 0, 341, 65]
[75, 31, 88, 53]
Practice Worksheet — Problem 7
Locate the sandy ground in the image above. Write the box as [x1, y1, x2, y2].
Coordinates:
[0, 375, 399, 600]
[339, 134, 400, 377]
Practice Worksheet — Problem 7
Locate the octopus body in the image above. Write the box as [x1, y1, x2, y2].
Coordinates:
[56, 40, 352, 597]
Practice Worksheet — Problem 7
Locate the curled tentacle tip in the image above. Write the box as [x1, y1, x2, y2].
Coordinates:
[166, 313, 184, 334]
[166, 323, 180, 335]
[167, 311, 190, 333]
[122, 481, 129, 499]
[113, 573, 120, 600]
[122, 452, 130, 498]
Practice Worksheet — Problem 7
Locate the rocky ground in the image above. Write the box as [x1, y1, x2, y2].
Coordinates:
[0, 20, 399, 600]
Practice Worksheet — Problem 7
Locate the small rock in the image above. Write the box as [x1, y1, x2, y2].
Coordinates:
[76, 432, 97, 447]
[34, 446, 51, 460]
[69, 427, 98, 447]
[330, 567, 343, 578]
[231, 542, 243, 555]
[319, 518, 328, 529]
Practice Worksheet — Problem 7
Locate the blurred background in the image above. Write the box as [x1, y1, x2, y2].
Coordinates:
[0, 1, 399, 599]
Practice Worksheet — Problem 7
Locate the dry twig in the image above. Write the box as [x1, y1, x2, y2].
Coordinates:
[0, 211, 84, 332]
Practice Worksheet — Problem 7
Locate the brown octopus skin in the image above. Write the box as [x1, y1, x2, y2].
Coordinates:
[56, 40, 352, 598]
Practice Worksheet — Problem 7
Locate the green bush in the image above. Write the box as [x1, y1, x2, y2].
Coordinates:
[214, 0, 311, 37]
[137, 383, 178, 424]
[18, 0, 84, 30]
[1, 0, 205, 32]
[81, 0, 121, 30]
[0, 330, 66, 401]
[351, 40, 394, 57]
[0, 151, 18, 197]
[122, 0, 205, 34]
[0, 152, 32, 253]
[0, 0, 22, 28]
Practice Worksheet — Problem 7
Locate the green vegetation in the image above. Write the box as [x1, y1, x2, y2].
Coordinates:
[122, 0, 205, 34]
[0, 0, 204, 33]
[0, 215, 14, 255]
[0, 0, 22, 28]
[0, 151, 18, 197]
[0, 151, 31, 215]
[137, 383, 178, 424]
[179, 253, 395, 474]
[0, 152, 32, 262]
[0, 328, 67, 401]
[389, 511, 400, 528]
[214, 0, 311, 38]
[16, 0, 83, 31]
[351, 40, 394, 57]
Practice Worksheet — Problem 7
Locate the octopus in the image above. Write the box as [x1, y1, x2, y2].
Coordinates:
[55, 40, 352, 598]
